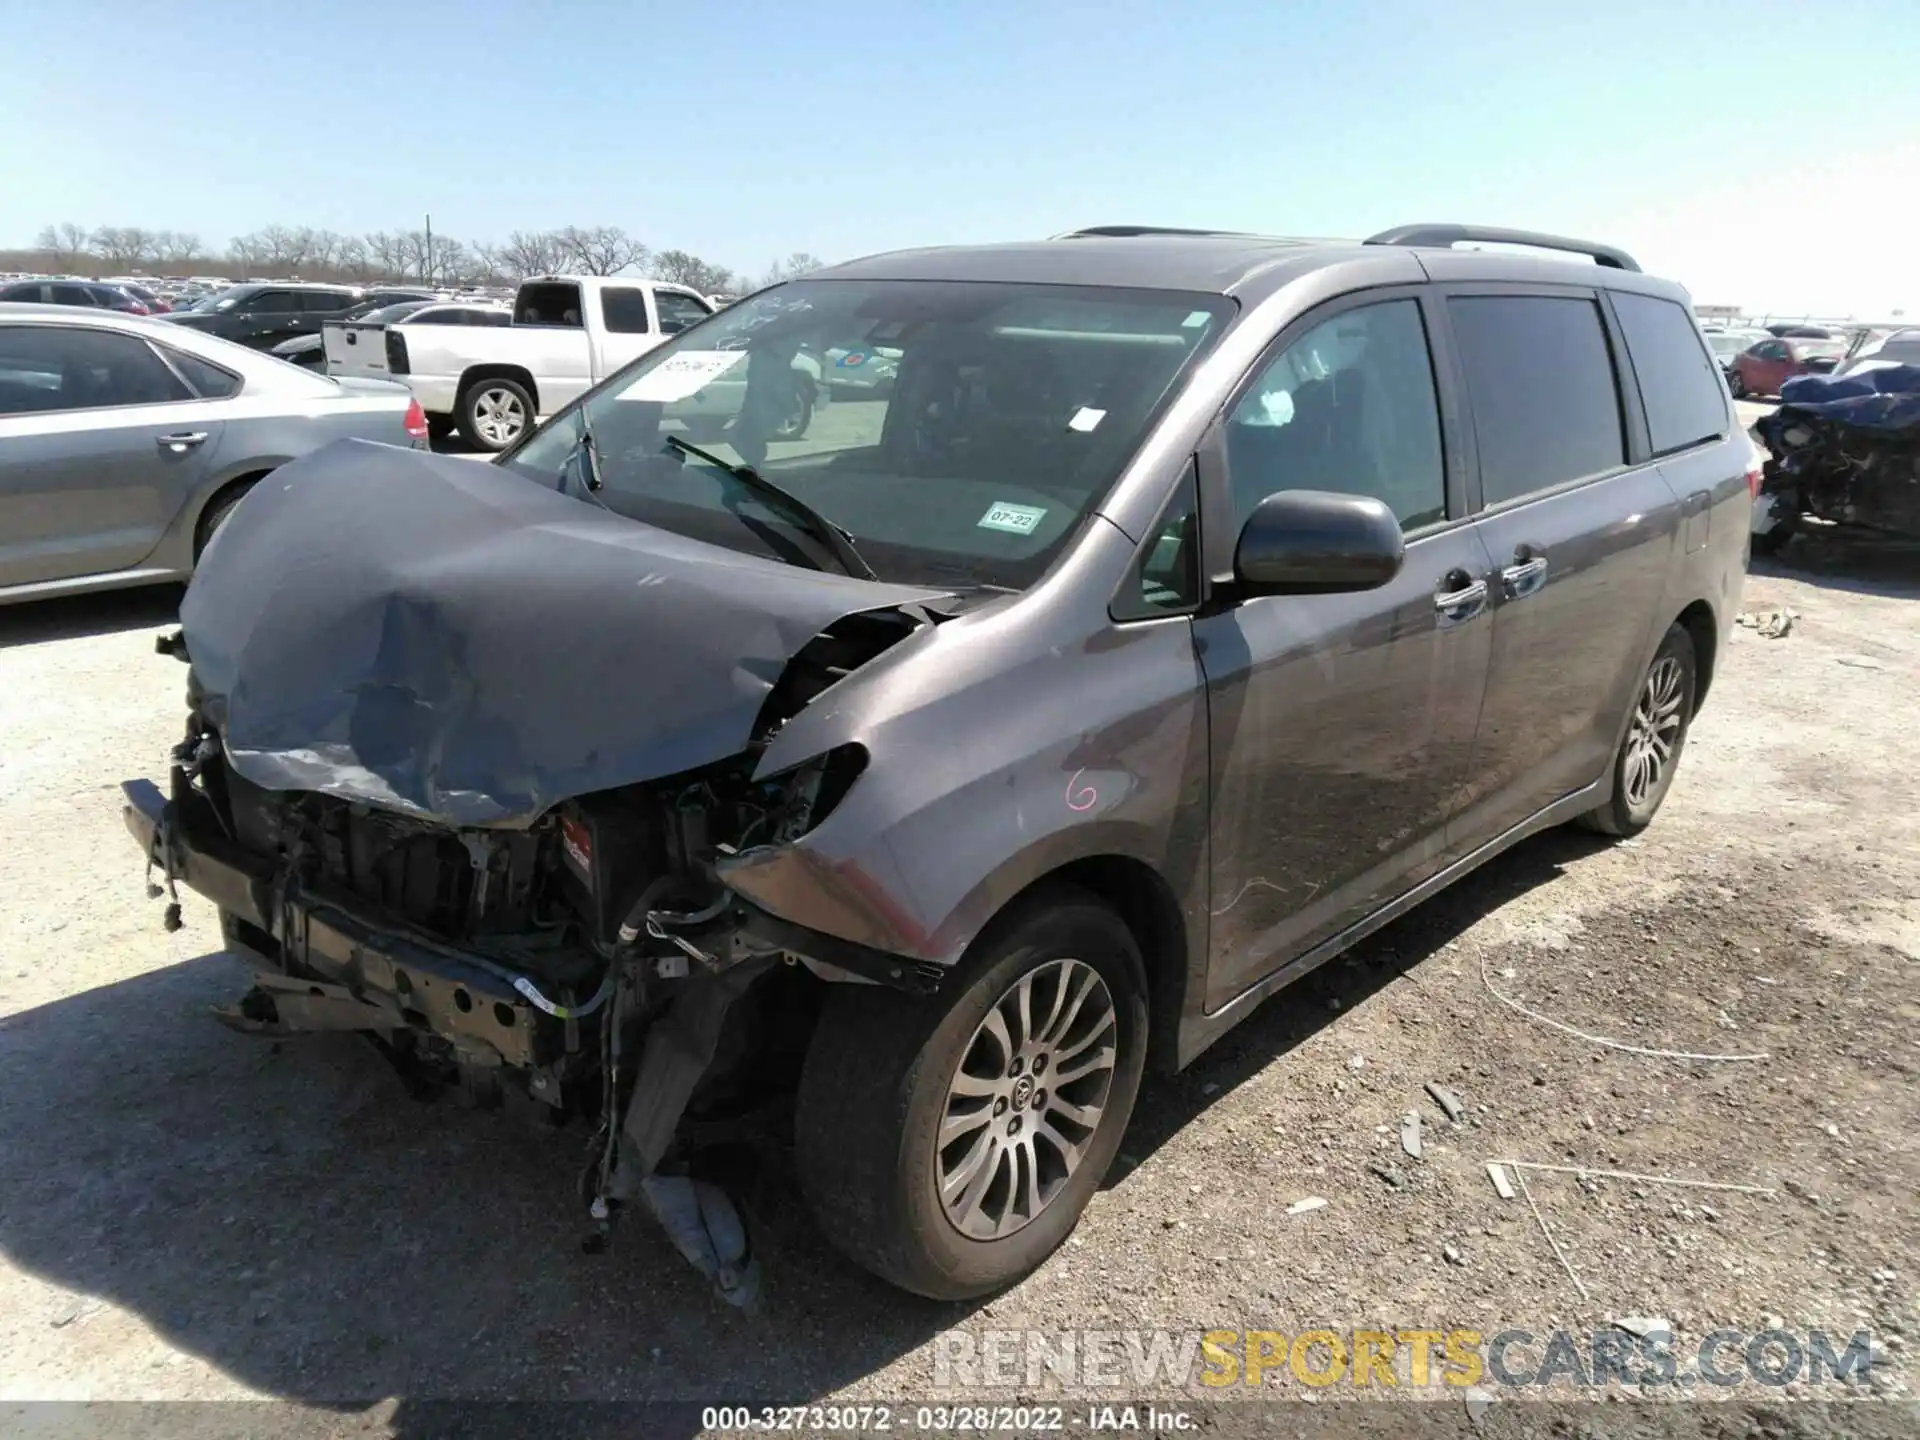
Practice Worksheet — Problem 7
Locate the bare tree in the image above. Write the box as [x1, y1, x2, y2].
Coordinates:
[89, 226, 157, 270]
[652, 249, 737, 295]
[335, 234, 371, 280]
[493, 229, 569, 280]
[558, 225, 648, 276]
[758, 250, 825, 286]
[226, 232, 263, 276]
[428, 237, 473, 286]
[151, 231, 203, 265]
[35, 222, 90, 272]
[362, 231, 408, 279]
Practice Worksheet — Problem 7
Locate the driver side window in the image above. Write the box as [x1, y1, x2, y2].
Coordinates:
[1225, 298, 1446, 534]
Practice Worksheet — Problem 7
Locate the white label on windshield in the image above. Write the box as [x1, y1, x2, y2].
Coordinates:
[1068, 406, 1106, 432]
[616, 350, 745, 403]
[1183, 310, 1211, 328]
[978, 502, 1047, 535]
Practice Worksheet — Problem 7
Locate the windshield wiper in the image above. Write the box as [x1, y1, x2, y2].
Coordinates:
[663, 434, 877, 581]
[558, 414, 611, 511]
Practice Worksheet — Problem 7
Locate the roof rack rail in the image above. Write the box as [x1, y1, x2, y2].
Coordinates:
[1052, 225, 1258, 240]
[1364, 224, 1640, 273]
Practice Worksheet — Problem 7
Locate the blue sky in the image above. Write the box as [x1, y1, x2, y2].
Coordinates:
[3, 0, 1915, 315]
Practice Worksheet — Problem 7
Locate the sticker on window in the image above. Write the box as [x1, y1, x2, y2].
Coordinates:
[1068, 407, 1105, 433]
[616, 350, 745, 403]
[978, 502, 1048, 535]
[1183, 310, 1211, 328]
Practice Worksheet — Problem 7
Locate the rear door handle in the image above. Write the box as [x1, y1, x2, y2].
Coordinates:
[1499, 555, 1549, 599]
[156, 431, 208, 453]
[1434, 572, 1488, 622]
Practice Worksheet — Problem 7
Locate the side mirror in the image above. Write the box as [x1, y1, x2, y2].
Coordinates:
[1233, 489, 1405, 596]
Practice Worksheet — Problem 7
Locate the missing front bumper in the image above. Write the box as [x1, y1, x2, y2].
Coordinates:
[123, 777, 544, 1067]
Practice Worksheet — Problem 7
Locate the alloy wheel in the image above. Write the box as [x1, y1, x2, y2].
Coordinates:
[937, 958, 1118, 1241]
[474, 388, 526, 446]
[1623, 655, 1685, 808]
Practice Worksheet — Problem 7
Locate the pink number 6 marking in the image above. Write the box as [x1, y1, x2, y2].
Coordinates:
[1065, 768, 1098, 812]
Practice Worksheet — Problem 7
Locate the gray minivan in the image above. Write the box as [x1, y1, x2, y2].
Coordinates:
[125, 223, 1751, 1301]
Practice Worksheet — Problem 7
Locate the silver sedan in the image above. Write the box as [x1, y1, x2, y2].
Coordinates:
[0, 304, 428, 605]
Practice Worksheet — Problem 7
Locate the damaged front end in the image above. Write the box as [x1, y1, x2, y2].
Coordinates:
[126, 667, 931, 1304]
[122, 447, 956, 1303]
[1756, 364, 1920, 540]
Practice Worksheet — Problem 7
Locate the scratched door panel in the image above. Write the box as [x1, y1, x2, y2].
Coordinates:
[1194, 523, 1493, 1011]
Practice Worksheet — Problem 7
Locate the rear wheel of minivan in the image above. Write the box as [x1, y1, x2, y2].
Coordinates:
[795, 888, 1147, 1300]
[1578, 623, 1698, 837]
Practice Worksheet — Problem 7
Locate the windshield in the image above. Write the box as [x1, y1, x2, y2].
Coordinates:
[1796, 339, 1847, 358]
[503, 278, 1234, 590]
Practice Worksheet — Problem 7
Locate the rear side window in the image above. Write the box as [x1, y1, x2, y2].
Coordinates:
[1613, 293, 1727, 455]
[1, 282, 48, 302]
[655, 290, 712, 335]
[601, 288, 651, 334]
[297, 291, 353, 313]
[0, 325, 190, 414]
[1449, 295, 1624, 507]
[52, 284, 99, 306]
[245, 290, 294, 312]
[165, 348, 242, 399]
[517, 282, 583, 327]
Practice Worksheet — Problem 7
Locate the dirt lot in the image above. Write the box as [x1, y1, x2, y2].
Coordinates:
[1, 498, 1915, 1431]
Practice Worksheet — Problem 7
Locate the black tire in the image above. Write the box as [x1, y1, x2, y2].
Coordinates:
[772, 384, 815, 441]
[795, 887, 1147, 1300]
[426, 413, 455, 444]
[1750, 516, 1796, 556]
[457, 376, 534, 452]
[1728, 369, 1747, 399]
[1577, 623, 1697, 837]
[193, 479, 258, 561]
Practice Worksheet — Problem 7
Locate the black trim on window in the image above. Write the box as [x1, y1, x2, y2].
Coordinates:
[1111, 459, 1204, 622]
[1427, 281, 1640, 516]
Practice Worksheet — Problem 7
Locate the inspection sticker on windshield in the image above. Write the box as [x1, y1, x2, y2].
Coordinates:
[978, 502, 1048, 535]
[616, 350, 744, 403]
[1183, 310, 1211, 328]
[1068, 407, 1105, 432]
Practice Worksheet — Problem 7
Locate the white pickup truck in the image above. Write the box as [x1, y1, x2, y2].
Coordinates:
[333, 275, 721, 451]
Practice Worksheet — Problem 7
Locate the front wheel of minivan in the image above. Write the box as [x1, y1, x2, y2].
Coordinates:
[1578, 623, 1698, 837]
[795, 888, 1147, 1300]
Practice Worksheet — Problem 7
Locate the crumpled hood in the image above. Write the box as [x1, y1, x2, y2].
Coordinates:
[181, 441, 946, 826]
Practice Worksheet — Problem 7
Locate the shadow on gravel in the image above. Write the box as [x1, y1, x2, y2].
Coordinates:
[0, 584, 183, 650]
[1754, 525, 1920, 600]
[0, 828, 1609, 1431]
[1115, 825, 1613, 1176]
[0, 949, 962, 1432]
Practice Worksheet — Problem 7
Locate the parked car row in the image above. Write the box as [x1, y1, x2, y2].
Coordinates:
[0, 278, 156, 314]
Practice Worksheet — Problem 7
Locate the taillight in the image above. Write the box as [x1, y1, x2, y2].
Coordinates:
[127, 301, 150, 315]
[385, 329, 409, 375]
[1745, 464, 1763, 500]
[403, 398, 429, 441]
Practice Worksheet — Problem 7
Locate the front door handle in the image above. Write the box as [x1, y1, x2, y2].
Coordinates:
[1499, 555, 1549, 599]
[156, 431, 208, 453]
[1434, 572, 1488, 623]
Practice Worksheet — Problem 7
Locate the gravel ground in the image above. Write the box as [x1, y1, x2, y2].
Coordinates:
[2, 438, 1915, 1433]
